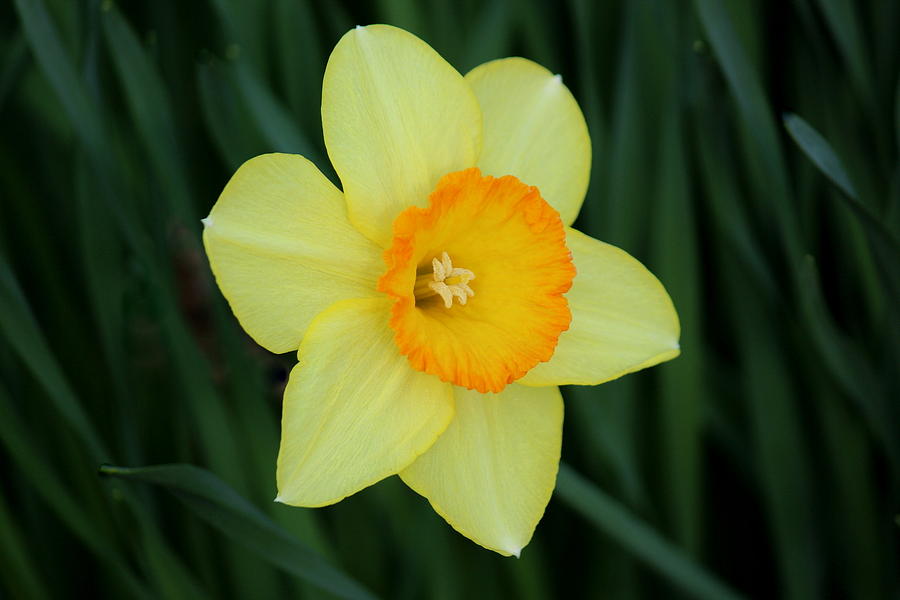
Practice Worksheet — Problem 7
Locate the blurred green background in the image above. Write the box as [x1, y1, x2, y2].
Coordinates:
[1, 0, 898, 598]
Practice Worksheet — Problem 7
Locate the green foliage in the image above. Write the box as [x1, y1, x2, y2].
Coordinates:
[1, 0, 897, 598]
[99, 464, 376, 600]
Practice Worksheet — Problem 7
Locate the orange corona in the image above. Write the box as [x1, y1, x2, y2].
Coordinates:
[378, 168, 576, 393]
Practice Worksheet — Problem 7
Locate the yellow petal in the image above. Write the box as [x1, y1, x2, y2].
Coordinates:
[400, 384, 563, 557]
[203, 153, 383, 354]
[520, 228, 681, 386]
[466, 58, 591, 226]
[276, 297, 454, 507]
[322, 25, 482, 246]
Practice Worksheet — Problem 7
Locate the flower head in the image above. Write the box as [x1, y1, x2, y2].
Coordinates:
[203, 25, 680, 557]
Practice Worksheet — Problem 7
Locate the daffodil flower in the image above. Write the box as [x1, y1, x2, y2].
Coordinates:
[202, 24, 679, 557]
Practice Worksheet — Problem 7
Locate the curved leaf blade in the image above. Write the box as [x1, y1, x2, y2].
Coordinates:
[100, 464, 377, 600]
[783, 113, 856, 198]
[555, 463, 744, 600]
[783, 113, 900, 253]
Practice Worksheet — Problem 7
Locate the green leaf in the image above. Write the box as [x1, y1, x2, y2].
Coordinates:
[816, 386, 885, 599]
[694, 0, 802, 258]
[0, 31, 27, 112]
[783, 112, 900, 253]
[812, 0, 876, 121]
[100, 464, 378, 600]
[798, 256, 898, 469]
[652, 110, 703, 556]
[693, 97, 776, 301]
[725, 263, 821, 600]
[273, 0, 323, 133]
[101, 5, 193, 221]
[196, 59, 267, 169]
[782, 113, 855, 197]
[0, 492, 49, 600]
[12, 0, 104, 157]
[0, 260, 108, 462]
[460, 0, 512, 72]
[232, 61, 321, 161]
[376, 0, 427, 38]
[0, 383, 152, 598]
[13, 0, 155, 264]
[555, 463, 744, 600]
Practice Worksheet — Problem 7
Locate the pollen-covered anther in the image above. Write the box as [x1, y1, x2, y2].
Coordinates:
[414, 251, 475, 308]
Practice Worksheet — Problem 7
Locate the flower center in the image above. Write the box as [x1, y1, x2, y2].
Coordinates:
[377, 167, 574, 393]
[413, 251, 475, 308]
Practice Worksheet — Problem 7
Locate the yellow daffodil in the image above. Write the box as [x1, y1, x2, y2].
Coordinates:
[202, 24, 679, 557]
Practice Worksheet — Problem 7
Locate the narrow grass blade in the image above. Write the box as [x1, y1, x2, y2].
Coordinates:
[565, 384, 647, 508]
[693, 0, 800, 255]
[0, 31, 28, 112]
[784, 112, 900, 252]
[556, 463, 744, 600]
[273, 0, 323, 134]
[12, 0, 104, 157]
[232, 62, 321, 161]
[196, 59, 267, 169]
[100, 464, 378, 600]
[798, 257, 898, 470]
[207, 0, 269, 74]
[693, 101, 775, 301]
[515, 0, 559, 70]
[0, 493, 49, 600]
[783, 113, 856, 197]
[726, 269, 821, 600]
[460, 0, 512, 72]
[376, 0, 426, 37]
[652, 113, 703, 555]
[0, 260, 108, 462]
[813, 0, 877, 121]
[817, 387, 886, 599]
[13, 0, 155, 263]
[101, 5, 193, 221]
[0, 384, 149, 597]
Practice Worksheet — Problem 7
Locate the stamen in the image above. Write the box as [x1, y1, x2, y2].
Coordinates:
[413, 251, 475, 308]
